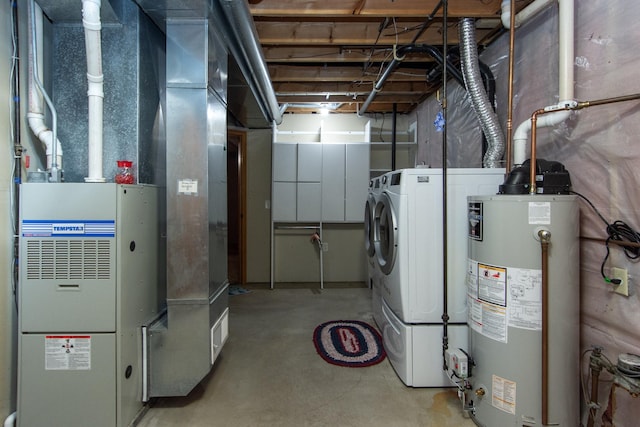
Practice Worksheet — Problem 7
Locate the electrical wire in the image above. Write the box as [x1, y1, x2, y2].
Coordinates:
[571, 190, 640, 284]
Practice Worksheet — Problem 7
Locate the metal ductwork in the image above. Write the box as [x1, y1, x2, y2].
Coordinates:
[212, 0, 282, 125]
[459, 18, 505, 168]
[135, 0, 281, 127]
[143, 18, 230, 398]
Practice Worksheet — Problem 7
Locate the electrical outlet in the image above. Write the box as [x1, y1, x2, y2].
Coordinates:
[611, 267, 629, 296]
[322, 242, 329, 252]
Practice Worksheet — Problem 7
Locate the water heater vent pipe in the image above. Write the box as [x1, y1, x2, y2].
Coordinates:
[82, 0, 105, 182]
[512, 0, 574, 167]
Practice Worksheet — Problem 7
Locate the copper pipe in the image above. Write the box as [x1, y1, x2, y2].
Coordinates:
[528, 92, 640, 193]
[529, 108, 545, 194]
[538, 229, 551, 425]
[505, 0, 516, 173]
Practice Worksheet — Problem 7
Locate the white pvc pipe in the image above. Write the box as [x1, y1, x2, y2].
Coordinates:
[3, 412, 16, 427]
[511, 0, 575, 166]
[82, 0, 105, 182]
[27, 1, 63, 174]
[501, 0, 556, 29]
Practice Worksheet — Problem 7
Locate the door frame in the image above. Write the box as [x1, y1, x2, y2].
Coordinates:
[228, 129, 247, 284]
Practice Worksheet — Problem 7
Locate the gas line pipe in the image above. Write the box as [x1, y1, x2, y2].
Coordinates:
[528, 93, 640, 194]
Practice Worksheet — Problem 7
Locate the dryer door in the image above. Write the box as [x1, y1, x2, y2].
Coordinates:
[374, 191, 397, 275]
[364, 193, 376, 257]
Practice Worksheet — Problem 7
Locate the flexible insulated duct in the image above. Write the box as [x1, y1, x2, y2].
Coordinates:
[459, 18, 505, 168]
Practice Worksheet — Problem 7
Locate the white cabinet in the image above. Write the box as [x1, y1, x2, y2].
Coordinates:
[297, 182, 322, 221]
[270, 121, 371, 289]
[272, 143, 297, 182]
[322, 144, 346, 221]
[345, 143, 370, 221]
[272, 125, 370, 223]
[272, 182, 296, 221]
[297, 143, 322, 182]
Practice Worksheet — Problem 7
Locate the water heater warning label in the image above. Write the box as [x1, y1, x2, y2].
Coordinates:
[468, 259, 543, 343]
[492, 375, 516, 414]
[45, 336, 91, 370]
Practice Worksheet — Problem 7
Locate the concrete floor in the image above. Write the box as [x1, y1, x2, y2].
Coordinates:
[137, 285, 476, 427]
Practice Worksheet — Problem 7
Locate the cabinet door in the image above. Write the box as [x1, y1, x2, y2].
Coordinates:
[273, 182, 296, 221]
[322, 144, 346, 221]
[345, 143, 370, 221]
[273, 143, 297, 182]
[297, 182, 322, 222]
[297, 143, 322, 182]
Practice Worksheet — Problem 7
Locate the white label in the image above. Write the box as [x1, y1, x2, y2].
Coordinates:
[528, 201, 551, 224]
[468, 260, 508, 343]
[177, 179, 198, 195]
[507, 267, 542, 330]
[45, 336, 91, 370]
[466, 259, 479, 299]
[469, 298, 508, 343]
[492, 375, 516, 414]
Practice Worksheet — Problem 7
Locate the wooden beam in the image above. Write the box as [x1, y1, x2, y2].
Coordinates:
[268, 64, 430, 82]
[273, 80, 435, 94]
[249, 0, 507, 18]
[262, 47, 437, 63]
[255, 21, 488, 46]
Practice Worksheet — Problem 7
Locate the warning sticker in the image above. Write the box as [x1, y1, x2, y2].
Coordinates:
[478, 263, 507, 306]
[468, 260, 508, 343]
[468, 296, 508, 343]
[492, 374, 516, 414]
[45, 336, 91, 370]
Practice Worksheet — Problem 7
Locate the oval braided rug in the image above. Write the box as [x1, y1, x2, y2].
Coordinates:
[313, 320, 386, 367]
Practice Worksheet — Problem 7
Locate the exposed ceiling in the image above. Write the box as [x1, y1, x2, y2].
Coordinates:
[248, 0, 535, 115]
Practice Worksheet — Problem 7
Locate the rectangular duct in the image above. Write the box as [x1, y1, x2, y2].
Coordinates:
[145, 17, 229, 398]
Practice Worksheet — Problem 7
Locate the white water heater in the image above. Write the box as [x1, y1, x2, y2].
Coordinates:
[466, 194, 579, 426]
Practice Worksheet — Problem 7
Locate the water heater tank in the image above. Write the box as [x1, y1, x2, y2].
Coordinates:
[466, 194, 579, 426]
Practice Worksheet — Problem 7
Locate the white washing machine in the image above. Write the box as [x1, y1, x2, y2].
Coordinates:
[373, 168, 504, 386]
[365, 176, 384, 327]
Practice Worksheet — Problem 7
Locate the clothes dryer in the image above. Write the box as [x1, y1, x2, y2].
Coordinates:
[365, 176, 384, 327]
[373, 168, 504, 387]
[374, 168, 504, 324]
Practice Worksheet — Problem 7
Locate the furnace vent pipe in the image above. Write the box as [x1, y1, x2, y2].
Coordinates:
[512, 0, 574, 166]
[215, 0, 282, 125]
[358, 44, 465, 116]
[3, 412, 15, 427]
[459, 18, 505, 168]
[27, 0, 63, 180]
[82, 0, 105, 182]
